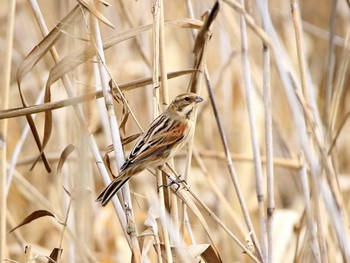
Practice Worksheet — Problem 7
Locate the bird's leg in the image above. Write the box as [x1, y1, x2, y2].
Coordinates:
[159, 168, 186, 191]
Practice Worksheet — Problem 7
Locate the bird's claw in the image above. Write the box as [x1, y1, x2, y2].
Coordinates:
[159, 175, 186, 191]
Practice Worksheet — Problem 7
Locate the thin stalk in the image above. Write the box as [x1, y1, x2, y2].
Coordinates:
[223, 0, 273, 47]
[117, 1, 151, 67]
[0, 0, 16, 258]
[6, 90, 45, 194]
[192, 147, 247, 239]
[182, 0, 215, 245]
[290, 2, 327, 262]
[205, 70, 263, 262]
[323, 0, 338, 125]
[185, 0, 197, 39]
[309, 165, 328, 263]
[329, 30, 350, 134]
[290, 0, 310, 101]
[89, 7, 140, 258]
[299, 154, 321, 262]
[89, 13, 125, 189]
[320, 180, 350, 262]
[159, 0, 169, 108]
[159, 0, 180, 246]
[259, 2, 273, 262]
[182, 0, 197, 243]
[262, 43, 272, 263]
[15, 149, 303, 170]
[152, 1, 172, 262]
[238, 0, 265, 260]
[0, 69, 195, 120]
[190, 150, 302, 169]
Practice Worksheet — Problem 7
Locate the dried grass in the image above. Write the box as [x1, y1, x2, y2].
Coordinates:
[1, 0, 350, 262]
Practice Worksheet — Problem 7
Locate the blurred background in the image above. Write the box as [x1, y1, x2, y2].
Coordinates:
[1, 0, 350, 262]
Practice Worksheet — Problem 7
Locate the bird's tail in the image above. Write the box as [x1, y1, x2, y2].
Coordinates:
[96, 177, 130, 206]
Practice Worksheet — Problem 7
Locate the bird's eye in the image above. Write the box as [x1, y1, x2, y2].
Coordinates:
[184, 97, 190, 101]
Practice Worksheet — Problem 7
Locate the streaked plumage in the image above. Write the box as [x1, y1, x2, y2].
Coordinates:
[96, 92, 203, 206]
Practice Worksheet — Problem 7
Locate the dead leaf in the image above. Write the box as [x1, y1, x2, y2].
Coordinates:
[62, 186, 72, 198]
[99, 0, 111, 7]
[105, 144, 114, 153]
[46, 19, 202, 92]
[47, 248, 63, 263]
[119, 106, 130, 135]
[174, 189, 222, 262]
[16, 4, 81, 172]
[188, 1, 220, 93]
[57, 144, 77, 174]
[9, 210, 63, 234]
[103, 151, 116, 179]
[159, 245, 200, 263]
[77, 0, 115, 28]
[189, 244, 222, 263]
[17, 5, 80, 84]
[121, 133, 141, 146]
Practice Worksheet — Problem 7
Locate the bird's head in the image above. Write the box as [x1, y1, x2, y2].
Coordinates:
[169, 92, 203, 119]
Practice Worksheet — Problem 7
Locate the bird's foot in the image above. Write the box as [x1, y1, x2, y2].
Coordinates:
[159, 175, 186, 191]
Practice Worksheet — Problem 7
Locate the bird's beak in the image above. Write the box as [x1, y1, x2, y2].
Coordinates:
[195, 96, 203, 103]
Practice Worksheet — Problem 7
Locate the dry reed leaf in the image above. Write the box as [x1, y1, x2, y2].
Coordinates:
[193, 1, 220, 54]
[77, 0, 115, 28]
[98, 0, 111, 7]
[103, 153, 113, 177]
[159, 245, 199, 263]
[166, 18, 203, 29]
[62, 185, 72, 198]
[189, 244, 222, 263]
[188, 1, 220, 93]
[26, 117, 51, 172]
[160, 244, 223, 263]
[38, 6, 84, 170]
[46, 19, 202, 91]
[16, 5, 80, 84]
[62, 186, 90, 202]
[47, 248, 63, 263]
[121, 133, 142, 146]
[105, 144, 114, 153]
[9, 210, 64, 234]
[174, 189, 222, 261]
[119, 105, 129, 135]
[57, 144, 76, 174]
[16, 5, 81, 172]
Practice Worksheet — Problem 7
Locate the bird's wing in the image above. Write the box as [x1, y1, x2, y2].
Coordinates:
[123, 117, 188, 166]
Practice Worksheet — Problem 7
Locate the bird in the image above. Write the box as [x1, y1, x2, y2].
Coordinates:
[96, 92, 203, 206]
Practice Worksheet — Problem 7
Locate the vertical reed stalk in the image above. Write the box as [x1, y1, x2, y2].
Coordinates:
[152, 1, 173, 262]
[290, 2, 328, 262]
[89, 4, 140, 259]
[263, 43, 272, 263]
[238, 0, 265, 260]
[260, 2, 273, 261]
[0, 0, 16, 259]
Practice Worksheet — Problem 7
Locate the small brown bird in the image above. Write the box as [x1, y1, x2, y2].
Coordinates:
[96, 92, 203, 206]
